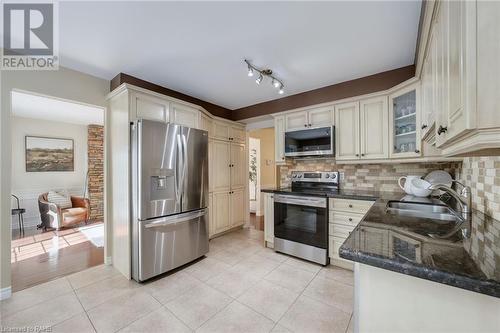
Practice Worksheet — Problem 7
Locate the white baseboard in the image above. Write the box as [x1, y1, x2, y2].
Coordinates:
[0, 286, 12, 300]
[104, 256, 112, 266]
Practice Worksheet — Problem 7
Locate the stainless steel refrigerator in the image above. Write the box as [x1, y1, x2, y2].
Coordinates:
[131, 119, 209, 282]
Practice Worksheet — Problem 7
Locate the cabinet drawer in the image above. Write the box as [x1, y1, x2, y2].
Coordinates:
[329, 211, 363, 227]
[329, 198, 374, 214]
[329, 223, 355, 238]
[328, 236, 346, 258]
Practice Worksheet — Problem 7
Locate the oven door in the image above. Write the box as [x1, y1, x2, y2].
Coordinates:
[274, 195, 328, 248]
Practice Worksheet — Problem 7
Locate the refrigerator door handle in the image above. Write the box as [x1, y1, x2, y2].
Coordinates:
[144, 209, 207, 229]
[180, 133, 188, 207]
[175, 134, 183, 203]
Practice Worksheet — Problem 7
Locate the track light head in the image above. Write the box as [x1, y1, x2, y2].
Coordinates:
[272, 79, 280, 88]
[256, 74, 263, 85]
[247, 66, 254, 77]
[279, 85, 284, 94]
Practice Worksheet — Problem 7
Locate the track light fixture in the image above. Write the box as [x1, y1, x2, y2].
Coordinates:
[244, 59, 284, 94]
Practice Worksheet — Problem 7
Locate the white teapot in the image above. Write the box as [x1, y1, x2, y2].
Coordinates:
[398, 175, 420, 195]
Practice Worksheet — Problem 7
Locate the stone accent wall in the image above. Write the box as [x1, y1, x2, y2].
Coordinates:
[457, 157, 500, 220]
[87, 125, 104, 221]
[278, 158, 459, 193]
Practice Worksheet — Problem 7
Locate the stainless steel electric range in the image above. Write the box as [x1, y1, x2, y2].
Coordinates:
[274, 171, 339, 265]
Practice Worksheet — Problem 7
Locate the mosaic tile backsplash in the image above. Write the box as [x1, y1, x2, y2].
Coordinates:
[279, 156, 500, 219]
[278, 158, 459, 192]
[457, 157, 500, 221]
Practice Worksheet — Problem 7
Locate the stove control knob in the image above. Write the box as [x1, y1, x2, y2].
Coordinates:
[298, 174, 302, 178]
[325, 174, 330, 178]
[331, 173, 337, 179]
[292, 174, 297, 178]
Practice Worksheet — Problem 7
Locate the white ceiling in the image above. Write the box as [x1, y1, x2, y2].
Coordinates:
[11, 91, 104, 125]
[59, 1, 421, 109]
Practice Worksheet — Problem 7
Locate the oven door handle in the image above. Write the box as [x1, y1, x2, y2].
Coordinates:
[274, 195, 326, 208]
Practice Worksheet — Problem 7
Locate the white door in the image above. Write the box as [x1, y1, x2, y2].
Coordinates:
[274, 116, 285, 164]
[248, 138, 260, 214]
[308, 107, 334, 128]
[133, 92, 169, 122]
[230, 188, 245, 227]
[213, 191, 230, 233]
[360, 97, 389, 159]
[335, 102, 360, 160]
[171, 103, 199, 128]
[212, 140, 231, 192]
[230, 143, 246, 189]
[285, 111, 308, 131]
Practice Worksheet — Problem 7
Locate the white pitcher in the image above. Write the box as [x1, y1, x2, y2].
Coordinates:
[398, 175, 420, 195]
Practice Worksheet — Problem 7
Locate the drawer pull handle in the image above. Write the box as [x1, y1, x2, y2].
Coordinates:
[348, 218, 353, 222]
[349, 204, 353, 208]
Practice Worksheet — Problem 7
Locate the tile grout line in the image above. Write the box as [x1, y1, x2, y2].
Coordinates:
[71, 288, 98, 333]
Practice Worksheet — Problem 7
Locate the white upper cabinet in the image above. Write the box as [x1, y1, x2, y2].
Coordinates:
[285, 112, 308, 131]
[171, 103, 199, 128]
[389, 83, 421, 158]
[274, 116, 286, 164]
[132, 92, 169, 122]
[229, 126, 246, 143]
[212, 120, 230, 141]
[335, 102, 360, 160]
[199, 112, 213, 135]
[285, 107, 333, 131]
[360, 97, 389, 159]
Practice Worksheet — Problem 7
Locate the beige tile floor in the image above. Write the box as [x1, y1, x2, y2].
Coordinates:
[1, 227, 354, 333]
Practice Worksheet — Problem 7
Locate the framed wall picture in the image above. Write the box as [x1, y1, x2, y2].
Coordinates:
[25, 136, 74, 172]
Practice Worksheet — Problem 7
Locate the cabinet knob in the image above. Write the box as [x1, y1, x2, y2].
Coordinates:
[281, 157, 285, 160]
[415, 149, 420, 154]
[437, 125, 448, 135]
[421, 124, 428, 130]
[349, 204, 353, 208]
[304, 124, 307, 127]
[361, 153, 365, 157]
[308, 124, 312, 127]
[355, 154, 359, 157]
[348, 218, 353, 222]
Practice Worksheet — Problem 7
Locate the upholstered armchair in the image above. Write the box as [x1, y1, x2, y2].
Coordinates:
[38, 193, 90, 230]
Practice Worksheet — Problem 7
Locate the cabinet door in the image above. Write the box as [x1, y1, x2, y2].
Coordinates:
[229, 126, 246, 143]
[274, 116, 285, 164]
[308, 107, 334, 128]
[230, 188, 245, 227]
[389, 84, 422, 158]
[360, 97, 389, 159]
[212, 140, 231, 192]
[444, 0, 467, 142]
[263, 193, 274, 244]
[420, 49, 434, 139]
[133, 92, 169, 122]
[285, 111, 308, 131]
[199, 112, 213, 135]
[434, 4, 448, 148]
[335, 102, 360, 160]
[213, 191, 230, 233]
[230, 143, 246, 189]
[212, 120, 230, 141]
[171, 103, 199, 128]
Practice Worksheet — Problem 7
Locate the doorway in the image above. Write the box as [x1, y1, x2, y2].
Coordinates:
[9, 90, 106, 291]
[248, 127, 276, 231]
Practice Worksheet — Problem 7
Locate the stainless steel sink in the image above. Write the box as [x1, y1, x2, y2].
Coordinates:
[386, 201, 462, 222]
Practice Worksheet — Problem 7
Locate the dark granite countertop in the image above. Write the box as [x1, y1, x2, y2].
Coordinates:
[262, 187, 500, 298]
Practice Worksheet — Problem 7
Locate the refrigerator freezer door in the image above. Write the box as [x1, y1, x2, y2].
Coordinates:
[134, 209, 209, 281]
[137, 120, 181, 220]
[180, 127, 208, 212]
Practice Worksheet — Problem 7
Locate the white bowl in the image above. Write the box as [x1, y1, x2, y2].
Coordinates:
[410, 178, 432, 197]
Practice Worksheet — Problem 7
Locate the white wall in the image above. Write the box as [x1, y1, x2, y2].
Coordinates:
[11, 116, 89, 229]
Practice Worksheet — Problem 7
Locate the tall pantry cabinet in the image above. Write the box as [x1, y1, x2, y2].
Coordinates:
[209, 119, 248, 238]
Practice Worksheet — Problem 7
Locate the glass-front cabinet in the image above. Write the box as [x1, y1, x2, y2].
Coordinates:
[389, 83, 421, 158]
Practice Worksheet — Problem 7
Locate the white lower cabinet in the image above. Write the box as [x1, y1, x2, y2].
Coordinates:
[230, 188, 246, 227]
[263, 192, 274, 247]
[328, 198, 375, 270]
[208, 193, 214, 238]
[210, 189, 246, 237]
[212, 191, 230, 235]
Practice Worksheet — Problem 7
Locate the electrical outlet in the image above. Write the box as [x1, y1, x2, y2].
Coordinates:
[339, 172, 345, 181]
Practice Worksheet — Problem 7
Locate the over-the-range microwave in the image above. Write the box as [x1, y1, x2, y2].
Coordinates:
[284, 126, 335, 157]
